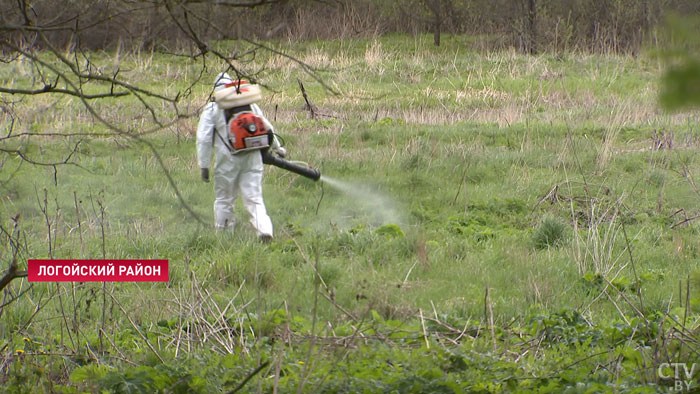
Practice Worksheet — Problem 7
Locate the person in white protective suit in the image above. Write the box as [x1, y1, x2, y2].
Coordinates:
[196, 72, 285, 241]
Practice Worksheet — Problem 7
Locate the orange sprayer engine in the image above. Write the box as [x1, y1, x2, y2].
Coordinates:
[228, 112, 272, 153]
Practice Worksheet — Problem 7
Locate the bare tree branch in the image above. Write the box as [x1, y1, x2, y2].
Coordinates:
[0, 85, 130, 99]
[0, 131, 113, 142]
[0, 219, 28, 294]
[3, 38, 205, 223]
[0, 139, 84, 168]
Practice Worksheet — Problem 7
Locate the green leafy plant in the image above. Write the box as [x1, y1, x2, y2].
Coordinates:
[532, 215, 569, 249]
[375, 223, 404, 238]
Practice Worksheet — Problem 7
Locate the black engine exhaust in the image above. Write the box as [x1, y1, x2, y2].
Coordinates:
[261, 151, 321, 181]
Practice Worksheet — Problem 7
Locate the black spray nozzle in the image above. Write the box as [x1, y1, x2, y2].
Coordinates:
[261, 151, 320, 181]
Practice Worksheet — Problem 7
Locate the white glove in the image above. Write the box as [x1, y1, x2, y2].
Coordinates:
[276, 147, 287, 158]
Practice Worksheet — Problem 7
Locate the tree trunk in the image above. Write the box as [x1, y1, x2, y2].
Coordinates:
[425, 0, 442, 46]
[434, 17, 441, 47]
[526, 0, 537, 54]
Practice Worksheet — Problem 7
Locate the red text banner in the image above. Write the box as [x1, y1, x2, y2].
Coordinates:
[28, 259, 169, 282]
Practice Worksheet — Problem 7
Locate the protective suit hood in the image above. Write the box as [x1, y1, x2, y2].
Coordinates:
[214, 72, 233, 91]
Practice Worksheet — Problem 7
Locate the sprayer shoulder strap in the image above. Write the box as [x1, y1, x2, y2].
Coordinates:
[213, 126, 234, 154]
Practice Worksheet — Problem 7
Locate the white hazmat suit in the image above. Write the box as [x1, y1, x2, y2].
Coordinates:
[196, 73, 281, 238]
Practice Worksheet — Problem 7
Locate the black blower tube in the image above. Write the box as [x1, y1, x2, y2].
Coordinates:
[261, 151, 321, 181]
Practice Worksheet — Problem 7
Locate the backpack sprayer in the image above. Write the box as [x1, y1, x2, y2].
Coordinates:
[215, 81, 321, 181]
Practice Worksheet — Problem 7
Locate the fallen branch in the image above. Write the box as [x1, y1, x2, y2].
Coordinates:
[226, 361, 270, 394]
[297, 79, 316, 119]
[671, 214, 700, 229]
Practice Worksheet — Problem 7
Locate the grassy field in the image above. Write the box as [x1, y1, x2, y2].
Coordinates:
[1, 34, 699, 392]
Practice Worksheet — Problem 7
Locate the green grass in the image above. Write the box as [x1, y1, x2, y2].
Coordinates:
[1, 34, 700, 392]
